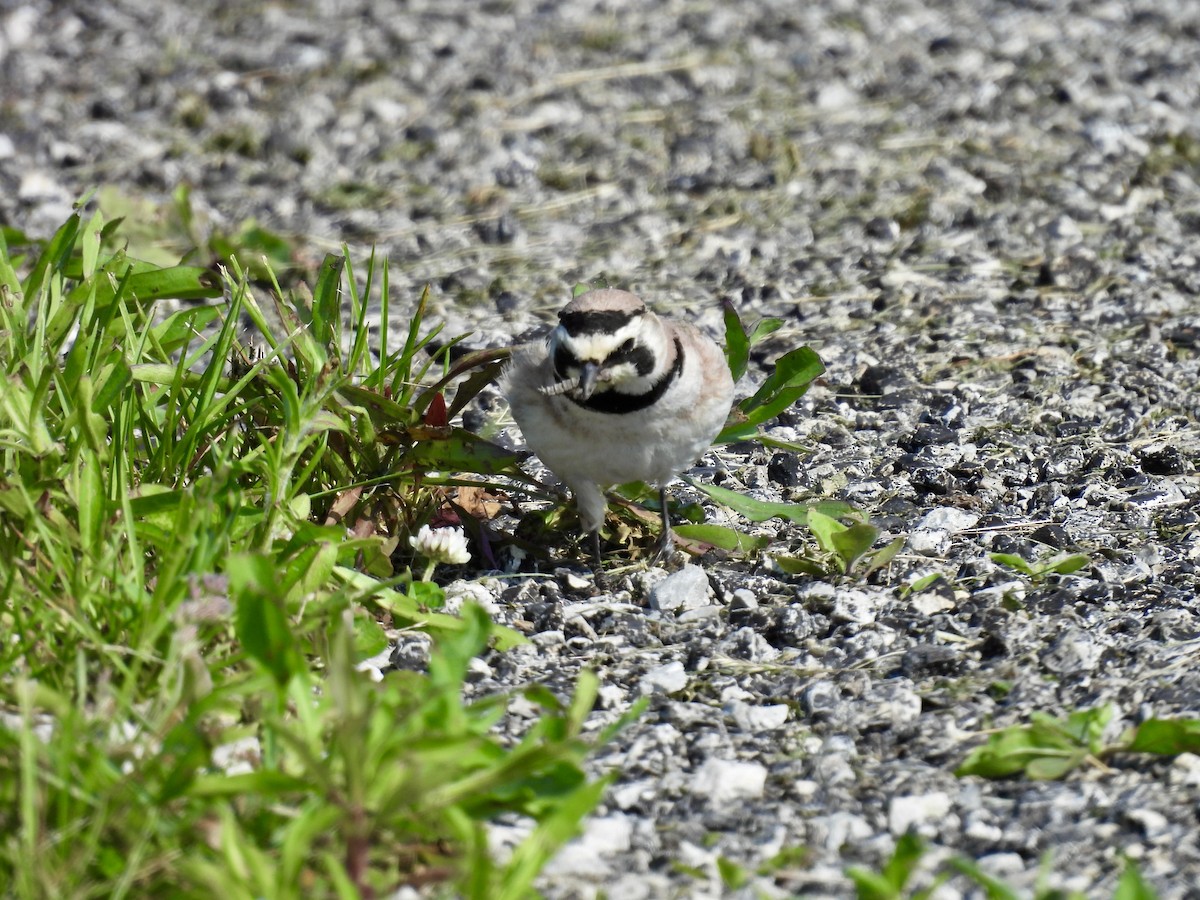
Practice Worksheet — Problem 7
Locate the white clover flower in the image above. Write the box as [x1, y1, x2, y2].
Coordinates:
[409, 524, 471, 567]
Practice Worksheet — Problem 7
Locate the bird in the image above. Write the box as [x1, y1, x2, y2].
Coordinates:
[502, 288, 735, 567]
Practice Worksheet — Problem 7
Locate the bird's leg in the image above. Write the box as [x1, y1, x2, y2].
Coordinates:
[589, 528, 611, 590]
[590, 528, 603, 570]
[654, 484, 675, 562]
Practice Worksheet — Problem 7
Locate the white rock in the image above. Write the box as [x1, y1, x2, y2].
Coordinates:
[976, 852, 1027, 877]
[638, 660, 689, 695]
[831, 590, 876, 625]
[690, 758, 768, 805]
[18, 170, 68, 202]
[909, 592, 955, 615]
[648, 564, 710, 612]
[907, 529, 950, 557]
[810, 812, 873, 851]
[610, 779, 655, 810]
[443, 579, 500, 615]
[1171, 752, 1200, 787]
[888, 791, 952, 835]
[1126, 808, 1170, 840]
[677, 605, 722, 623]
[915, 507, 980, 534]
[212, 735, 261, 777]
[543, 814, 633, 877]
[1046, 214, 1083, 243]
[726, 699, 790, 732]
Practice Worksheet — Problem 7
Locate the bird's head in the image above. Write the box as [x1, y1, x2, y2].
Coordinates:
[544, 289, 668, 401]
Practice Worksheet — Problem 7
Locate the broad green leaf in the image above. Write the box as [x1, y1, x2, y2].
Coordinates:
[846, 867, 901, 900]
[354, 613, 390, 659]
[864, 536, 906, 575]
[406, 429, 522, 476]
[739, 346, 824, 425]
[229, 552, 305, 686]
[21, 210, 79, 302]
[946, 857, 1022, 900]
[338, 382, 415, 425]
[772, 553, 828, 576]
[149, 305, 223, 354]
[65, 260, 221, 309]
[497, 774, 614, 900]
[904, 572, 945, 594]
[831, 522, 881, 571]
[74, 448, 104, 554]
[882, 831, 926, 890]
[722, 299, 750, 382]
[1044, 553, 1091, 576]
[310, 253, 344, 350]
[1063, 704, 1112, 748]
[0, 227, 22, 295]
[988, 552, 1034, 576]
[1114, 860, 1158, 900]
[80, 208, 104, 278]
[686, 478, 853, 524]
[806, 509, 846, 555]
[747, 316, 784, 345]
[190, 770, 312, 797]
[717, 856, 749, 890]
[1127, 718, 1200, 755]
[409, 580, 446, 609]
[1026, 750, 1087, 780]
[673, 523, 770, 554]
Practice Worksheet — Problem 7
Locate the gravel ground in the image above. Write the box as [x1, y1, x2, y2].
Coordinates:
[5, 0, 1200, 896]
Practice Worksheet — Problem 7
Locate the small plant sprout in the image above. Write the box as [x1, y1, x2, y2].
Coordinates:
[989, 550, 1090, 583]
[410, 524, 471, 581]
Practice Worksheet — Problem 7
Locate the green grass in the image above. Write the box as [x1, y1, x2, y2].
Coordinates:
[0, 208, 640, 898]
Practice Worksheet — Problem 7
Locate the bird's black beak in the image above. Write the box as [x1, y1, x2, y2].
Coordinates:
[576, 361, 600, 401]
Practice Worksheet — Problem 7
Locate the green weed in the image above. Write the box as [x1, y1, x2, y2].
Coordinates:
[0, 207, 634, 897]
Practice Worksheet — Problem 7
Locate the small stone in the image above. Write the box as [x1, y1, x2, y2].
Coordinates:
[1138, 443, 1187, 476]
[725, 699, 789, 731]
[976, 852, 1027, 878]
[888, 791, 952, 835]
[1041, 626, 1100, 673]
[714, 626, 779, 662]
[390, 633, 433, 671]
[543, 814, 633, 877]
[1128, 479, 1187, 509]
[638, 660, 689, 695]
[531, 629, 564, 647]
[730, 588, 758, 610]
[1046, 214, 1083, 243]
[768, 605, 816, 646]
[648, 564, 710, 612]
[1125, 808, 1170, 841]
[767, 452, 802, 487]
[909, 591, 955, 615]
[610, 779, 655, 810]
[915, 507, 980, 533]
[444, 579, 499, 615]
[866, 216, 900, 240]
[689, 758, 767, 804]
[802, 680, 839, 718]
[810, 812, 873, 851]
[676, 605, 722, 623]
[907, 529, 951, 557]
[831, 590, 876, 625]
[1170, 753, 1200, 787]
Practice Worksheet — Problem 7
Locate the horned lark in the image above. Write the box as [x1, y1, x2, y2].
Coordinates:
[502, 288, 734, 565]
